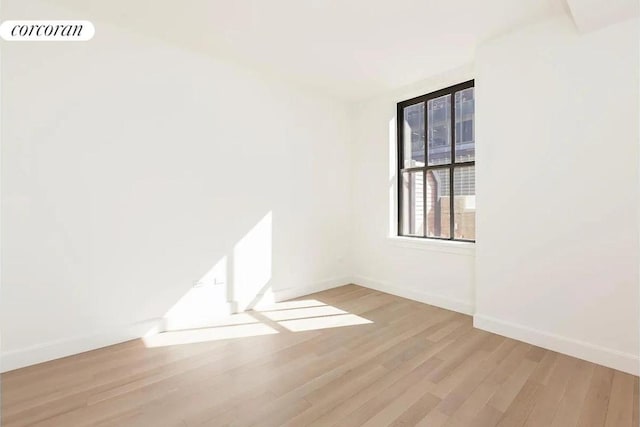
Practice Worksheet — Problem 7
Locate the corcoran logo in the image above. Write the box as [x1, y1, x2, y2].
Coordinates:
[0, 20, 94, 41]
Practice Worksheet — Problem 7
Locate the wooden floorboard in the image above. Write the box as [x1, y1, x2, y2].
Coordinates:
[2, 285, 638, 427]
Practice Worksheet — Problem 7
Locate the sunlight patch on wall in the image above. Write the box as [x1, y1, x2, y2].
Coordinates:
[160, 211, 275, 332]
[233, 211, 273, 311]
[163, 256, 230, 331]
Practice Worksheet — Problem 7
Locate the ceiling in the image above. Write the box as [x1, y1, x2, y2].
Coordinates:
[35, 0, 570, 99]
[567, 0, 639, 32]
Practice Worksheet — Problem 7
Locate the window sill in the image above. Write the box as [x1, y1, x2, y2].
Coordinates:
[386, 235, 475, 256]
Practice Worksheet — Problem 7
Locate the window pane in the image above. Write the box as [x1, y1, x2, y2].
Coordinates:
[401, 171, 424, 236]
[427, 95, 451, 166]
[426, 168, 450, 238]
[455, 88, 474, 162]
[402, 103, 425, 168]
[453, 166, 475, 240]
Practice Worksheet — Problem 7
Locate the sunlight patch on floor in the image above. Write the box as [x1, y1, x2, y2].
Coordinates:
[278, 313, 373, 332]
[253, 299, 327, 311]
[261, 305, 347, 321]
[144, 298, 373, 347]
[143, 322, 279, 347]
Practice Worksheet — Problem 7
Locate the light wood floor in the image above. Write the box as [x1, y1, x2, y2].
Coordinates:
[2, 285, 638, 426]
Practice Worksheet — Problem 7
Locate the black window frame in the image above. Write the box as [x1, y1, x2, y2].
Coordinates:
[397, 79, 475, 242]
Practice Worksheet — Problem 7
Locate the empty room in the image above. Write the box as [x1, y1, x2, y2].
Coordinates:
[1, 0, 638, 426]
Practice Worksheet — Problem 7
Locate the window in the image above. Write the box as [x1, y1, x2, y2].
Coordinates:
[397, 80, 475, 242]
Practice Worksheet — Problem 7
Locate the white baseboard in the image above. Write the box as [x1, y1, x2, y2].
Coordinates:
[352, 276, 638, 375]
[1, 318, 163, 373]
[0, 278, 352, 373]
[352, 275, 475, 316]
[273, 276, 353, 301]
[9, 280, 633, 377]
[474, 314, 640, 376]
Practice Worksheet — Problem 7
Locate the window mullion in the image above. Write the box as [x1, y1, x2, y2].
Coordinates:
[423, 100, 428, 237]
[422, 169, 427, 237]
[449, 167, 454, 240]
[449, 88, 456, 240]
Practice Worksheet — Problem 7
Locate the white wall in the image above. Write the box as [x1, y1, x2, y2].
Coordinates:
[1, 1, 352, 371]
[350, 65, 476, 315]
[474, 15, 639, 374]
[350, 14, 639, 374]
